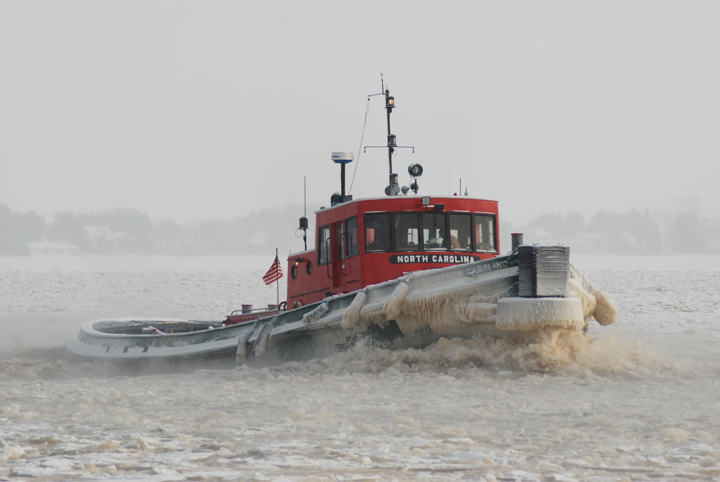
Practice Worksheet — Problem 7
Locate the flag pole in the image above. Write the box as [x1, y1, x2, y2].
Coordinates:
[275, 247, 280, 309]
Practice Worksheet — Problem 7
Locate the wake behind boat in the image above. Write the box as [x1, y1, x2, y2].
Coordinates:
[68, 83, 617, 366]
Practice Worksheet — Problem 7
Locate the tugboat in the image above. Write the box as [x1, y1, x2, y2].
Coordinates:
[68, 85, 617, 365]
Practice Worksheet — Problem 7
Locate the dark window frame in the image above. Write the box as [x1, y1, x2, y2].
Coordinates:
[318, 224, 331, 265]
[421, 212, 448, 251]
[364, 213, 392, 253]
[393, 212, 421, 252]
[345, 216, 359, 258]
[337, 222, 345, 261]
[448, 212, 473, 252]
[473, 213, 498, 254]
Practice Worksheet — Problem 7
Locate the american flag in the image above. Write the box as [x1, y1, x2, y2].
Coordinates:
[262, 255, 283, 285]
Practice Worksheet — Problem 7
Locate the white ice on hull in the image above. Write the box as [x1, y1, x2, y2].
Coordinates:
[254, 248, 616, 365]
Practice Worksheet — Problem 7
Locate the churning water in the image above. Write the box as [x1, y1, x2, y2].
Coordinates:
[1, 254, 719, 481]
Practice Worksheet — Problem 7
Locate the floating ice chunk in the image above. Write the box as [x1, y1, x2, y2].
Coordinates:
[447, 437, 474, 446]
[289, 408, 306, 420]
[3, 442, 25, 460]
[615, 445, 638, 452]
[134, 436, 163, 450]
[87, 440, 121, 451]
[647, 455, 667, 466]
[451, 451, 479, 461]
[686, 443, 713, 453]
[11, 463, 57, 477]
[660, 428, 690, 441]
[41, 457, 75, 469]
[186, 451, 216, 462]
[362, 424, 383, 434]
[694, 431, 714, 443]
[394, 416, 418, 427]
[433, 427, 466, 438]
[404, 437, 431, 448]
[551, 474, 578, 482]
[511, 469, 539, 479]
[153, 466, 178, 475]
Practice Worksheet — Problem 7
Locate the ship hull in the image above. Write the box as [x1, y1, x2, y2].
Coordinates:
[68, 246, 615, 366]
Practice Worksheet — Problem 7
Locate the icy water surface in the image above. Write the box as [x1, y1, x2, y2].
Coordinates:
[1, 255, 720, 481]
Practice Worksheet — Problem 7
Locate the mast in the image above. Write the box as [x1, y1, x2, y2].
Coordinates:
[363, 78, 416, 196]
[385, 89, 398, 196]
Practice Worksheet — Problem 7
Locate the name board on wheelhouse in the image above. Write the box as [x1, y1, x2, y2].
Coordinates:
[389, 254, 482, 265]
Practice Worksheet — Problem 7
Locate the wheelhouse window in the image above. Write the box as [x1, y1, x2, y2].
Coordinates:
[346, 217, 359, 257]
[318, 225, 331, 265]
[394, 213, 420, 252]
[422, 212, 446, 250]
[474, 214, 497, 253]
[364, 213, 391, 252]
[449, 213, 472, 251]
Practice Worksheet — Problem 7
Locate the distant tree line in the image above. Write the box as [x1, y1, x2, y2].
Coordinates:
[0, 204, 304, 256]
[502, 207, 720, 255]
[2, 203, 719, 256]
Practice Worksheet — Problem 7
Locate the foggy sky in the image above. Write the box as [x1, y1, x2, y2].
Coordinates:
[1, 1, 719, 226]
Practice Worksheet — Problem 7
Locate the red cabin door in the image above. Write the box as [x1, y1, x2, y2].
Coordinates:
[330, 221, 350, 293]
[331, 221, 345, 291]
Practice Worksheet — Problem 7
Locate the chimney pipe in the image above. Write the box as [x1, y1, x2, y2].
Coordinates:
[511, 233, 524, 251]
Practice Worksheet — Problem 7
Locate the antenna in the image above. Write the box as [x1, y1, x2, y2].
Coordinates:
[363, 78, 415, 196]
[331, 152, 354, 205]
[299, 176, 308, 250]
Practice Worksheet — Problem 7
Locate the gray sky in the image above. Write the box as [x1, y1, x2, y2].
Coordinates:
[1, 1, 719, 225]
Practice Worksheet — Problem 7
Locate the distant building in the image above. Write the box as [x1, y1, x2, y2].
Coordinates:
[28, 237, 81, 255]
[85, 226, 139, 254]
